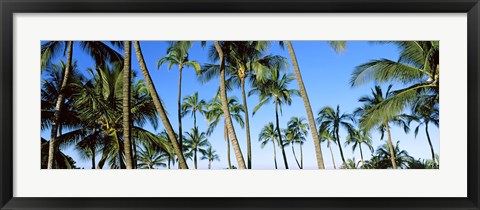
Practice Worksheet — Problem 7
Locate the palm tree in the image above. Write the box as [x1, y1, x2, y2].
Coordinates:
[133, 41, 188, 169]
[213, 41, 246, 169]
[408, 97, 439, 168]
[157, 41, 201, 155]
[259, 122, 280, 169]
[374, 141, 412, 169]
[286, 117, 309, 169]
[206, 95, 245, 169]
[284, 41, 346, 169]
[201, 146, 220, 169]
[283, 128, 301, 169]
[41, 41, 123, 169]
[350, 41, 439, 131]
[68, 64, 164, 169]
[354, 85, 410, 169]
[319, 129, 337, 169]
[346, 128, 374, 167]
[137, 142, 168, 169]
[340, 158, 360, 169]
[182, 92, 207, 130]
[316, 105, 354, 166]
[206, 41, 287, 169]
[184, 127, 210, 169]
[122, 41, 134, 169]
[250, 65, 299, 169]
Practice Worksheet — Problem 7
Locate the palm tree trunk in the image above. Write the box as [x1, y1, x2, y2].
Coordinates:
[97, 147, 109, 169]
[291, 142, 301, 169]
[359, 144, 365, 167]
[275, 99, 289, 169]
[113, 131, 126, 169]
[299, 142, 303, 169]
[335, 128, 347, 166]
[240, 78, 252, 169]
[225, 122, 232, 169]
[194, 149, 198, 169]
[384, 121, 398, 169]
[272, 137, 278, 169]
[90, 146, 96, 169]
[208, 160, 212, 169]
[329, 145, 336, 169]
[48, 41, 73, 169]
[425, 123, 436, 166]
[214, 41, 246, 169]
[285, 41, 325, 169]
[168, 156, 171, 169]
[131, 137, 138, 169]
[133, 41, 188, 169]
[122, 41, 134, 169]
[177, 67, 184, 155]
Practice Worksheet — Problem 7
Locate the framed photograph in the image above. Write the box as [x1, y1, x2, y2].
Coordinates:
[1, 0, 479, 209]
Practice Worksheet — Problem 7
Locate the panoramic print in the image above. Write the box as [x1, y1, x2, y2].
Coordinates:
[41, 41, 439, 169]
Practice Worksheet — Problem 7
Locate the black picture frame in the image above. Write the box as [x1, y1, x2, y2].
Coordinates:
[1, 0, 479, 209]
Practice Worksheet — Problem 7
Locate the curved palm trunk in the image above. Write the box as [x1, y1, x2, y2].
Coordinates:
[225, 122, 232, 169]
[359, 144, 365, 167]
[328, 144, 336, 169]
[214, 41, 246, 169]
[291, 142, 301, 169]
[425, 123, 436, 167]
[384, 121, 397, 169]
[240, 79, 253, 169]
[299, 142, 304, 169]
[48, 41, 73, 169]
[272, 136, 278, 169]
[96, 147, 109, 169]
[335, 128, 347, 166]
[177, 67, 184, 156]
[285, 41, 325, 169]
[275, 99, 289, 169]
[122, 41, 134, 169]
[133, 41, 188, 169]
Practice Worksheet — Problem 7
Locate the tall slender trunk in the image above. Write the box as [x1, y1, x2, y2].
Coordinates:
[225, 122, 232, 169]
[122, 41, 133, 169]
[193, 110, 197, 131]
[113, 131, 126, 169]
[48, 41, 73, 169]
[214, 41, 246, 169]
[177, 66, 184, 155]
[335, 127, 347, 166]
[329, 144, 336, 169]
[97, 147, 109, 169]
[384, 121, 397, 169]
[133, 41, 188, 169]
[291, 142, 301, 169]
[131, 136, 137, 169]
[425, 123, 436, 167]
[90, 146, 96, 169]
[168, 156, 171, 169]
[194, 149, 198, 169]
[359, 144, 365, 167]
[240, 79, 252, 169]
[208, 160, 212, 169]
[299, 141, 304, 169]
[275, 99, 289, 169]
[272, 136, 278, 169]
[285, 41, 325, 169]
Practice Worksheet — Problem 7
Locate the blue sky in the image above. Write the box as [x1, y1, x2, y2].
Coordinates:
[41, 41, 439, 169]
